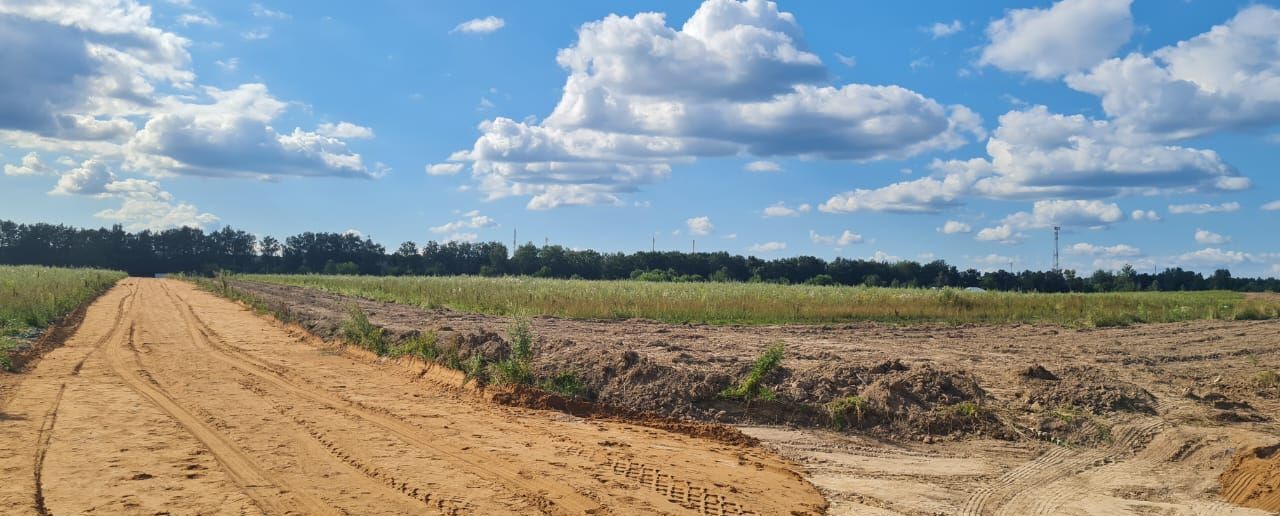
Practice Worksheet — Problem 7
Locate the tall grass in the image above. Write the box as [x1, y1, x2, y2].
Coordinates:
[0, 265, 125, 369]
[241, 274, 1280, 326]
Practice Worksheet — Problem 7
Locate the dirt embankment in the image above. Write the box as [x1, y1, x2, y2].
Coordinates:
[225, 280, 1280, 443]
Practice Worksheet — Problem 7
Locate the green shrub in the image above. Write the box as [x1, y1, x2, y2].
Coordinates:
[825, 395, 868, 430]
[389, 330, 439, 360]
[720, 343, 784, 403]
[463, 354, 488, 385]
[489, 318, 534, 386]
[540, 371, 585, 398]
[339, 304, 388, 355]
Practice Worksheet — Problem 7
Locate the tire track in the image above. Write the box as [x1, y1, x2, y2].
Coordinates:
[32, 284, 136, 515]
[158, 281, 598, 515]
[960, 420, 1166, 515]
[103, 287, 337, 516]
[559, 444, 761, 515]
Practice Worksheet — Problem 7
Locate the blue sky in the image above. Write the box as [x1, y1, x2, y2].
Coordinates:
[1, 0, 1278, 276]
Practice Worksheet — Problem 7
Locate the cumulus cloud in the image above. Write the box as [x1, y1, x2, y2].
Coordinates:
[441, 0, 984, 209]
[1175, 247, 1252, 267]
[46, 157, 216, 230]
[939, 220, 972, 234]
[748, 241, 786, 253]
[927, 20, 964, 39]
[977, 200, 1123, 245]
[316, 122, 375, 139]
[1066, 5, 1280, 139]
[1132, 209, 1161, 221]
[1264, 200, 1280, 211]
[686, 216, 714, 236]
[250, 3, 289, 20]
[1194, 229, 1230, 245]
[1067, 242, 1140, 256]
[178, 13, 217, 27]
[426, 163, 464, 176]
[819, 173, 972, 214]
[868, 250, 900, 262]
[809, 229, 863, 246]
[980, 0, 1133, 79]
[0, 1, 376, 184]
[452, 16, 505, 35]
[4, 152, 53, 176]
[1168, 202, 1240, 215]
[762, 202, 810, 217]
[430, 210, 498, 234]
[745, 160, 781, 172]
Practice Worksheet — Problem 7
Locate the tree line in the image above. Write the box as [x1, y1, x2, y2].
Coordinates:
[1, 219, 1276, 293]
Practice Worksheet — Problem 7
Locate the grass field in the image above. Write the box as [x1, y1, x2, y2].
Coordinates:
[240, 274, 1280, 326]
[0, 265, 126, 369]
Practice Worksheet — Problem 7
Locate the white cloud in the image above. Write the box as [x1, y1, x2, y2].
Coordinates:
[1263, 200, 1280, 211]
[810, 229, 863, 246]
[316, 122, 375, 139]
[1066, 5, 1280, 139]
[972, 254, 1015, 269]
[430, 210, 498, 233]
[745, 160, 781, 172]
[819, 173, 973, 214]
[976, 200, 1123, 245]
[1168, 202, 1240, 215]
[250, 3, 289, 20]
[1131, 209, 1161, 221]
[939, 220, 972, 234]
[748, 241, 786, 253]
[762, 202, 809, 217]
[178, 13, 217, 27]
[452, 16, 505, 35]
[443, 0, 985, 209]
[445, 232, 479, 243]
[4, 152, 53, 176]
[241, 28, 270, 40]
[927, 20, 964, 39]
[214, 58, 239, 72]
[426, 163, 465, 176]
[1067, 242, 1140, 256]
[834, 53, 856, 67]
[980, 0, 1133, 79]
[1175, 248, 1251, 267]
[975, 224, 1022, 244]
[686, 216, 714, 236]
[868, 250, 900, 262]
[1194, 229, 1230, 245]
[50, 158, 114, 195]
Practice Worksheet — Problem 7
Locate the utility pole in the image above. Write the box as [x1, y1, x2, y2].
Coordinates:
[651, 234, 655, 252]
[544, 236, 549, 247]
[1052, 225, 1061, 272]
[692, 240, 696, 253]
[512, 229, 517, 257]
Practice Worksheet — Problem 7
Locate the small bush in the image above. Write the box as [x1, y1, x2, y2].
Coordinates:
[490, 318, 535, 386]
[339, 305, 388, 355]
[944, 400, 983, 419]
[388, 330, 439, 360]
[825, 395, 868, 430]
[1233, 306, 1274, 321]
[1257, 370, 1280, 391]
[720, 343, 784, 403]
[463, 354, 488, 385]
[0, 337, 17, 371]
[540, 371, 586, 398]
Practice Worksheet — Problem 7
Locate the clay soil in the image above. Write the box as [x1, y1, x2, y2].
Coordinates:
[225, 279, 1280, 515]
[0, 279, 825, 515]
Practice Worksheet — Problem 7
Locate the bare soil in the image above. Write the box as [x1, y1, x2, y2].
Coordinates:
[226, 279, 1280, 515]
[0, 279, 825, 515]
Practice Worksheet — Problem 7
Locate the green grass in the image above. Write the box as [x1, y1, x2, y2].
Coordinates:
[720, 343, 785, 403]
[0, 265, 125, 370]
[239, 274, 1280, 326]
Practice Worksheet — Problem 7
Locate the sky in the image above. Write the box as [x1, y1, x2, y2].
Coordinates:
[1, 0, 1279, 276]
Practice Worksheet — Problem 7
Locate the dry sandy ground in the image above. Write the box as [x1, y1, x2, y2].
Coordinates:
[0, 279, 825, 515]
[226, 280, 1280, 515]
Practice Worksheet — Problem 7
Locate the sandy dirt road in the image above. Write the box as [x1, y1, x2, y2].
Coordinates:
[0, 278, 826, 515]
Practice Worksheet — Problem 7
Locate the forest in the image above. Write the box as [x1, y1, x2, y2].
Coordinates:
[1, 219, 1276, 293]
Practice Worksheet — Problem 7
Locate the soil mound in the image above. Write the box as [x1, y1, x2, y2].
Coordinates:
[1221, 444, 1280, 512]
[534, 347, 732, 418]
[1016, 365, 1156, 415]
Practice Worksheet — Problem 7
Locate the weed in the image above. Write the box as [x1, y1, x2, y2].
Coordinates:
[0, 337, 16, 371]
[720, 343, 784, 403]
[489, 318, 535, 386]
[1051, 405, 1083, 424]
[944, 400, 984, 419]
[339, 305, 388, 355]
[825, 395, 868, 430]
[388, 330, 439, 360]
[1257, 370, 1280, 391]
[540, 371, 586, 398]
[462, 354, 488, 385]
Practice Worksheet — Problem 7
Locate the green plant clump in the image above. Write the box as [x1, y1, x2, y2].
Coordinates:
[825, 395, 868, 430]
[540, 371, 586, 398]
[489, 318, 535, 386]
[720, 343, 785, 403]
[339, 304, 388, 355]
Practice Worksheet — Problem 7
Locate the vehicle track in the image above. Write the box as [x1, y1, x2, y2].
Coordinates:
[103, 286, 337, 516]
[158, 281, 585, 514]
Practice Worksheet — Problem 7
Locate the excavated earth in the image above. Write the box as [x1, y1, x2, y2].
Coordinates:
[223, 279, 1280, 515]
[0, 279, 826, 515]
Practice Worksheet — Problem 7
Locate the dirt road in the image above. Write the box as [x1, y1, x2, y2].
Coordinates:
[0, 278, 826, 515]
